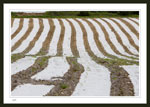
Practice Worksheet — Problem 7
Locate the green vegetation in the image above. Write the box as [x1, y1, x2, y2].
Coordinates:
[11, 11, 139, 18]
[38, 56, 49, 67]
[11, 53, 25, 63]
[60, 83, 68, 89]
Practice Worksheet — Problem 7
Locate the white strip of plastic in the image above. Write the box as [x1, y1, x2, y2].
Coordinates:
[47, 19, 61, 56]
[11, 56, 36, 75]
[11, 18, 20, 35]
[61, 19, 73, 57]
[31, 57, 69, 80]
[112, 18, 139, 46]
[12, 18, 40, 54]
[103, 18, 138, 55]
[11, 84, 54, 96]
[11, 19, 29, 47]
[27, 19, 50, 55]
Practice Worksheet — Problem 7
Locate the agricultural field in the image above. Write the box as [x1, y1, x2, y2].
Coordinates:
[11, 17, 139, 96]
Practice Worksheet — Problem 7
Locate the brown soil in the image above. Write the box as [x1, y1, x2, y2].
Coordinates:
[66, 19, 80, 57]
[11, 18, 14, 27]
[11, 18, 34, 52]
[22, 18, 44, 54]
[117, 18, 139, 39]
[36, 19, 55, 56]
[45, 57, 84, 96]
[56, 19, 65, 56]
[11, 18, 24, 39]
[110, 18, 139, 52]
[74, 18, 134, 96]
[11, 56, 50, 91]
[101, 18, 138, 57]
[128, 18, 139, 26]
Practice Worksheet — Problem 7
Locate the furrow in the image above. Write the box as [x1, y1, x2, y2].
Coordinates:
[101, 18, 138, 57]
[11, 19, 20, 35]
[66, 19, 80, 57]
[12, 18, 40, 54]
[56, 19, 65, 56]
[128, 18, 139, 26]
[61, 19, 73, 57]
[85, 18, 137, 60]
[109, 18, 139, 52]
[117, 18, 139, 39]
[123, 18, 139, 32]
[111, 18, 139, 46]
[11, 18, 24, 39]
[26, 19, 49, 55]
[37, 19, 55, 56]
[47, 19, 61, 56]
[11, 18, 34, 52]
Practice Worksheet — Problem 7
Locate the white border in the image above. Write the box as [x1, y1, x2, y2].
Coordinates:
[4, 4, 147, 104]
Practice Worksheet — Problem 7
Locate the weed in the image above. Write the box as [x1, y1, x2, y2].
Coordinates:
[60, 83, 68, 89]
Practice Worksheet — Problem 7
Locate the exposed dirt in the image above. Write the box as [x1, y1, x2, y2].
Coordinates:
[101, 18, 138, 57]
[110, 18, 139, 52]
[11, 18, 24, 39]
[56, 19, 65, 56]
[11, 18, 14, 27]
[117, 18, 139, 39]
[11, 18, 34, 52]
[66, 19, 80, 57]
[36, 19, 55, 56]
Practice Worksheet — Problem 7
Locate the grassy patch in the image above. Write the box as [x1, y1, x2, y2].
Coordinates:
[60, 83, 68, 89]
[11, 53, 25, 63]
[38, 56, 49, 67]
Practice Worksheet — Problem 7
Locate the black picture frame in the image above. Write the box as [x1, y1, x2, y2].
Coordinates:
[1, 0, 149, 105]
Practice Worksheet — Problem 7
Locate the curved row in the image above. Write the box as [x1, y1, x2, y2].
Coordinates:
[11, 18, 139, 61]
